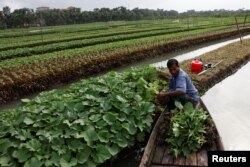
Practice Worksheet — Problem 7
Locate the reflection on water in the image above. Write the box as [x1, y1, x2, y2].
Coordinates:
[202, 61, 250, 150]
[152, 34, 250, 67]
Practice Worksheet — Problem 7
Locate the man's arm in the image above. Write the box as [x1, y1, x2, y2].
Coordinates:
[158, 90, 185, 97]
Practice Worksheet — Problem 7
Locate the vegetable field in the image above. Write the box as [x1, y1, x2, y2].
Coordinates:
[1, 17, 250, 104]
[0, 16, 250, 167]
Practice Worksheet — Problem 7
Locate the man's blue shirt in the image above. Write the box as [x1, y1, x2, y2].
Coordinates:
[169, 69, 199, 101]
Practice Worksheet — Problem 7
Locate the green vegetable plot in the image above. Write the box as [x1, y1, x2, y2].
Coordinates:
[0, 66, 164, 167]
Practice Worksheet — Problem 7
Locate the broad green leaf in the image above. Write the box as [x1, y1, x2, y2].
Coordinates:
[85, 160, 96, 167]
[45, 160, 53, 167]
[82, 101, 90, 106]
[74, 103, 84, 111]
[24, 157, 42, 167]
[63, 120, 72, 127]
[59, 156, 77, 167]
[174, 101, 183, 110]
[23, 139, 42, 152]
[0, 156, 12, 166]
[94, 145, 112, 164]
[100, 102, 112, 111]
[110, 123, 122, 133]
[68, 139, 83, 151]
[84, 94, 97, 101]
[89, 114, 102, 122]
[116, 138, 128, 148]
[141, 102, 155, 113]
[103, 112, 118, 125]
[97, 131, 109, 143]
[0, 129, 9, 138]
[51, 144, 67, 155]
[116, 95, 127, 103]
[41, 109, 50, 114]
[118, 113, 126, 122]
[23, 117, 34, 125]
[21, 99, 31, 103]
[80, 126, 98, 146]
[122, 123, 137, 135]
[0, 139, 12, 154]
[95, 120, 107, 129]
[50, 152, 60, 166]
[12, 148, 31, 163]
[59, 158, 70, 167]
[184, 102, 193, 112]
[173, 123, 180, 137]
[76, 148, 91, 164]
[72, 118, 86, 125]
[108, 145, 119, 156]
[143, 115, 153, 127]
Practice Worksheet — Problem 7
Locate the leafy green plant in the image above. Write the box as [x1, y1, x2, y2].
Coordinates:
[166, 102, 208, 158]
[0, 66, 163, 167]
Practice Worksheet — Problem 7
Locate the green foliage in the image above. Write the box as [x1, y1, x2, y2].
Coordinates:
[166, 102, 208, 158]
[0, 66, 164, 167]
[1, 24, 224, 61]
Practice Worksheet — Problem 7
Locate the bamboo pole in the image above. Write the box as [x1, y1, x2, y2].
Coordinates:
[243, 15, 247, 28]
[235, 17, 242, 44]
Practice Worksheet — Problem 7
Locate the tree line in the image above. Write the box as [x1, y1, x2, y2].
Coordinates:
[0, 6, 249, 29]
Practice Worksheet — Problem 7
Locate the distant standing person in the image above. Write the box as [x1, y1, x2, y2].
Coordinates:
[157, 58, 199, 109]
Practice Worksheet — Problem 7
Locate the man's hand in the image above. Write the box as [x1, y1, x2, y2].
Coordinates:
[157, 91, 168, 98]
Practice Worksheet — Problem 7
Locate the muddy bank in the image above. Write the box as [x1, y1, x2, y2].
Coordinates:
[182, 40, 250, 94]
[160, 38, 250, 95]
[1, 28, 250, 105]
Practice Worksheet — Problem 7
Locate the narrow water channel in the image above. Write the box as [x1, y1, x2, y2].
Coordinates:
[202, 61, 250, 150]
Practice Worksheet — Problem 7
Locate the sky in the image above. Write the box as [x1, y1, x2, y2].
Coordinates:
[0, 0, 249, 12]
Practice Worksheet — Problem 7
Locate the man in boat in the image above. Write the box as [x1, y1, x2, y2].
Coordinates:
[157, 58, 199, 109]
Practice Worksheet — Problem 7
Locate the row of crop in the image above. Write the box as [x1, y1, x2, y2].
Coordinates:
[0, 18, 197, 47]
[0, 29, 59, 39]
[0, 25, 183, 51]
[0, 23, 114, 39]
[0, 21, 139, 38]
[0, 22, 170, 49]
[0, 66, 167, 167]
[0, 25, 237, 71]
[0, 21, 144, 45]
[0, 22, 229, 52]
[0, 19, 167, 41]
[0, 18, 173, 37]
[0, 24, 229, 61]
[0, 18, 233, 48]
[0, 25, 131, 48]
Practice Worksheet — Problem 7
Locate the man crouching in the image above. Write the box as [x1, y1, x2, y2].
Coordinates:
[157, 58, 200, 110]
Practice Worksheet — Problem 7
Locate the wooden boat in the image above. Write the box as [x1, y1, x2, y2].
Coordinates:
[139, 99, 223, 167]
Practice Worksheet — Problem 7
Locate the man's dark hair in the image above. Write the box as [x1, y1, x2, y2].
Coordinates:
[167, 59, 179, 68]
